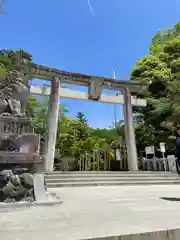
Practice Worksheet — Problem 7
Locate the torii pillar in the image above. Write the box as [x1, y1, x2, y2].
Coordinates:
[43, 76, 60, 172]
[123, 87, 138, 171]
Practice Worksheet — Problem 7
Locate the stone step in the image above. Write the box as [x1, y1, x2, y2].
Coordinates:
[46, 171, 175, 174]
[46, 175, 178, 180]
[46, 174, 178, 179]
[45, 171, 180, 188]
[46, 171, 177, 177]
[45, 176, 180, 183]
[46, 179, 180, 188]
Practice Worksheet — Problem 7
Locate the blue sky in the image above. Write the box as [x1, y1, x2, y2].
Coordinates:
[1, 0, 180, 128]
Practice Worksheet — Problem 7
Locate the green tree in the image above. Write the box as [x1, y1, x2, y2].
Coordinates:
[131, 22, 180, 151]
[76, 112, 88, 124]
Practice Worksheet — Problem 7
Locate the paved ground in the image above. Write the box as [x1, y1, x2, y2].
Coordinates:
[1, 185, 180, 239]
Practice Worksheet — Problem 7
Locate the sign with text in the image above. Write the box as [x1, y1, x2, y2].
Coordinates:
[116, 148, 121, 161]
[145, 146, 155, 155]
[160, 142, 166, 153]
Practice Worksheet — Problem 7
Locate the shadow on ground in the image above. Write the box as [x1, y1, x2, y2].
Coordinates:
[161, 197, 180, 201]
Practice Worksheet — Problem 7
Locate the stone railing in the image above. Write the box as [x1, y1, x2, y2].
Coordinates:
[0, 116, 34, 134]
[141, 155, 177, 173]
[0, 116, 41, 165]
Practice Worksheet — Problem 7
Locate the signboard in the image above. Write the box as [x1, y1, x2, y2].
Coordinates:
[116, 148, 121, 161]
[160, 142, 166, 153]
[145, 146, 155, 155]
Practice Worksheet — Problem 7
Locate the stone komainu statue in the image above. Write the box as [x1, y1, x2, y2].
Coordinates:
[0, 70, 29, 116]
[0, 50, 32, 116]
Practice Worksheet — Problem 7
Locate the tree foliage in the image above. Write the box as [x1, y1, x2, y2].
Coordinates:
[131, 22, 180, 151]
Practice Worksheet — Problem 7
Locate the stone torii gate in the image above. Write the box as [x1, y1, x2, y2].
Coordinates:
[29, 63, 148, 172]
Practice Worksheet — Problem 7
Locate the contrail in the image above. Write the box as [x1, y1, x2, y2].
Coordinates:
[87, 0, 94, 17]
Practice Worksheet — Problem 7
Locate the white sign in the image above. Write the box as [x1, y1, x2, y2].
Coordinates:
[145, 146, 155, 155]
[160, 142, 166, 153]
[116, 149, 121, 161]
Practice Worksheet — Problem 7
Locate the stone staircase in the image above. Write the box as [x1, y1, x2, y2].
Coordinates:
[45, 171, 180, 188]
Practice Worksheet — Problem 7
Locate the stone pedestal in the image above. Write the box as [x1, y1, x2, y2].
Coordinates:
[0, 116, 43, 202]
